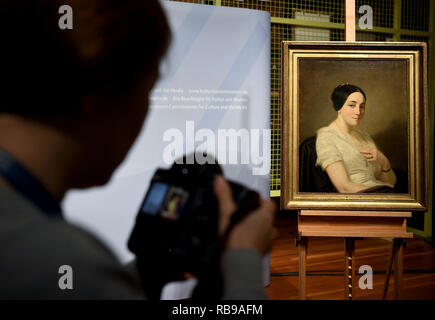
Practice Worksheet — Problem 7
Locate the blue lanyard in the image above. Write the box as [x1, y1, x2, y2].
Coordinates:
[0, 147, 62, 216]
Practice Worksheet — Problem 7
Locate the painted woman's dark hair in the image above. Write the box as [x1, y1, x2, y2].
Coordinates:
[1, 0, 171, 120]
[331, 84, 366, 111]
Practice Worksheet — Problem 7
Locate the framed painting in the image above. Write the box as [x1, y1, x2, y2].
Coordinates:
[281, 42, 428, 211]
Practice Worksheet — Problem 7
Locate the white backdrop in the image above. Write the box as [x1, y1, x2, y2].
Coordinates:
[63, 1, 271, 295]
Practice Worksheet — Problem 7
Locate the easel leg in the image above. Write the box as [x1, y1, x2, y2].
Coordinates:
[298, 236, 307, 300]
[383, 238, 398, 299]
[394, 239, 404, 299]
[344, 238, 355, 300]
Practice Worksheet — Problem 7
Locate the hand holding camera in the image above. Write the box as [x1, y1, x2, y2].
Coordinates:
[214, 175, 277, 256]
[128, 154, 277, 299]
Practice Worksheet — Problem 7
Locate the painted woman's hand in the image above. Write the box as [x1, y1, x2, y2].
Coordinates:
[360, 147, 392, 172]
[359, 147, 379, 162]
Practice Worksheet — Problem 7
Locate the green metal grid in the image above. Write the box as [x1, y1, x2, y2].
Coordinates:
[168, 0, 202, 3]
[221, 0, 272, 12]
[220, 1, 344, 23]
[356, 31, 393, 41]
[401, 0, 430, 32]
[400, 34, 430, 42]
[212, 0, 433, 198]
[356, 0, 394, 29]
[271, 24, 292, 190]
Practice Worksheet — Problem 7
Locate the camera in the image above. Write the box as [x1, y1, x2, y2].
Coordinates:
[128, 153, 260, 279]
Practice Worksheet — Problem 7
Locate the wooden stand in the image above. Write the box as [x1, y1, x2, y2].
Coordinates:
[295, 0, 416, 301]
[297, 210, 413, 300]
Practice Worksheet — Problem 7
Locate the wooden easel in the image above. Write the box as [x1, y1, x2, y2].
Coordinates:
[297, 1, 414, 300]
[297, 210, 413, 299]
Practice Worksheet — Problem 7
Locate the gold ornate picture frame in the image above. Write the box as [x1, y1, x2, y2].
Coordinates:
[281, 42, 428, 211]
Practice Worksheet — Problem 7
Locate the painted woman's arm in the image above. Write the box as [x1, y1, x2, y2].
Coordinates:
[375, 151, 397, 186]
[325, 161, 370, 193]
[360, 148, 396, 186]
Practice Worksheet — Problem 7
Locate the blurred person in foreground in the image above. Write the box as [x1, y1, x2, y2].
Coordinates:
[0, 0, 276, 299]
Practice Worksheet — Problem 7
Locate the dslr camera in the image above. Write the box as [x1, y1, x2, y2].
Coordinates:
[128, 153, 260, 280]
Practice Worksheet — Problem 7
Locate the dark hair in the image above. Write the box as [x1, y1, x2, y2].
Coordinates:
[1, 0, 171, 120]
[331, 84, 366, 111]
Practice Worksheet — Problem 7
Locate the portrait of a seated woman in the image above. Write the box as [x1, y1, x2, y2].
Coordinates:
[315, 84, 397, 193]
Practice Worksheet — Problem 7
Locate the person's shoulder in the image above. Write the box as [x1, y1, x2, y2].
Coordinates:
[46, 217, 118, 261]
[316, 126, 339, 139]
[0, 188, 112, 259]
[317, 126, 335, 134]
[0, 189, 144, 299]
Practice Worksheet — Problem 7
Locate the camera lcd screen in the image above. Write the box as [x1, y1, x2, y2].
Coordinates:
[141, 182, 169, 215]
[141, 182, 190, 221]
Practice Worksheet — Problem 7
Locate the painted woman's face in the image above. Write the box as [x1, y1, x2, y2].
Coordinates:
[338, 92, 366, 127]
